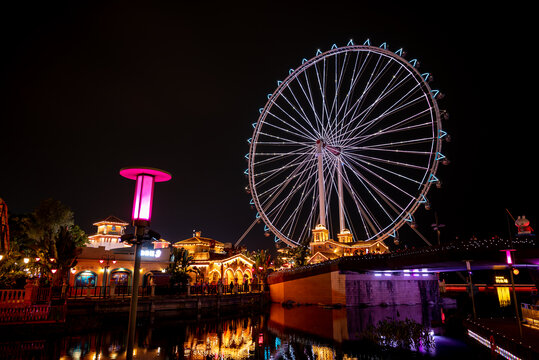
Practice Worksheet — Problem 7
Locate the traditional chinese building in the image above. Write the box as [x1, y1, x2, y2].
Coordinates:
[86, 215, 130, 250]
[307, 224, 389, 264]
[172, 231, 254, 285]
[69, 215, 171, 288]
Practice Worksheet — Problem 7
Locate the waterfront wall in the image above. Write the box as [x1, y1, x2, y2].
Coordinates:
[269, 270, 439, 306]
[67, 293, 269, 315]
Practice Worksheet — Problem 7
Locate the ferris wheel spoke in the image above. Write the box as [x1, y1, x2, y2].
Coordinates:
[255, 153, 313, 192]
[344, 111, 432, 147]
[343, 161, 402, 231]
[326, 51, 350, 132]
[340, 92, 425, 147]
[343, 152, 424, 186]
[339, 72, 418, 141]
[256, 129, 314, 146]
[336, 50, 371, 124]
[273, 174, 317, 241]
[344, 81, 424, 144]
[314, 57, 335, 139]
[298, 68, 325, 135]
[281, 81, 322, 137]
[269, 93, 319, 140]
[264, 162, 318, 232]
[264, 111, 318, 142]
[257, 159, 317, 207]
[340, 168, 384, 237]
[344, 155, 417, 202]
[344, 150, 428, 171]
[335, 53, 393, 139]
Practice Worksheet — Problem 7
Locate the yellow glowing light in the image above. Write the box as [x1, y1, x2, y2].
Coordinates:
[495, 276, 508, 284]
[513, 268, 519, 275]
[497, 286, 511, 307]
[23, 258, 30, 264]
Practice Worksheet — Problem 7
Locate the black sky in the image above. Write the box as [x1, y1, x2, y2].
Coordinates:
[0, 2, 535, 249]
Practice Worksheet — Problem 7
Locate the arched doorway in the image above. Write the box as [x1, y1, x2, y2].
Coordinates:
[209, 270, 220, 284]
[224, 269, 234, 285]
[235, 270, 244, 285]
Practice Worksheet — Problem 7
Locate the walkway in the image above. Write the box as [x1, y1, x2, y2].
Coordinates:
[465, 317, 539, 359]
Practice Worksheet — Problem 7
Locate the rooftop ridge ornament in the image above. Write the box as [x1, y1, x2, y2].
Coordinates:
[316, 49, 322, 55]
[363, 39, 371, 46]
[409, 59, 419, 67]
[395, 48, 405, 56]
[379, 42, 387, 49]
[347, 39, 354, 46]
[331, 43, 338, 49]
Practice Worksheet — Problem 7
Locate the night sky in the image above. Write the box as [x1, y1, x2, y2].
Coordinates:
[0, 2, 535, 250]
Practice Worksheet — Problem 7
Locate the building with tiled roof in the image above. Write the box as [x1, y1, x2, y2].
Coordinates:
[173, 231, 254, 285]
[87, 215, 130, 250]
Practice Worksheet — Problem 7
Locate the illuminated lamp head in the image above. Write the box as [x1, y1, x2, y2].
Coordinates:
[120, 167, 171, 226]
[503, 249, 515, 265]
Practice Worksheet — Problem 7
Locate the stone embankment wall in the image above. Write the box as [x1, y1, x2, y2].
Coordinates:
[269, 271, 439, 306]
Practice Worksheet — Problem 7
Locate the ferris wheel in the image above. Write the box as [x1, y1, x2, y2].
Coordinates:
[245, 40, 449, 247]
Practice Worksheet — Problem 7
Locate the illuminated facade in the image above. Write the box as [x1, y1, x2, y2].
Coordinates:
[308, 224, 389, 264]
[71, 215, 171, 288]
[69, 244, 171, 288]
[173, 231, 254, 285]
[86, 215, 130, 250]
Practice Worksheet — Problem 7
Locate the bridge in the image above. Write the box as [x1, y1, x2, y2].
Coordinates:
[268, 235, 538, 306]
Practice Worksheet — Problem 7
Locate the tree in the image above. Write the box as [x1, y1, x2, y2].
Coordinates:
[251, 249, 272, 285]
[167, 247, 198, 289]
[54, 225, 87, 286]
[1, 199, 87, 288]
[290, 244, 310, 268]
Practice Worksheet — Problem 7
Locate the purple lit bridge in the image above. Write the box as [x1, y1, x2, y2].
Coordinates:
[268, 236, 539, 306]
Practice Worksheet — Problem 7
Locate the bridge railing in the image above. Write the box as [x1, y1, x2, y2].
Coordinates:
[521, 303, 539, 328]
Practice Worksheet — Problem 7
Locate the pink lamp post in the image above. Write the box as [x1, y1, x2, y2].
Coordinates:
[502, 249, 522, 338]
[120, 167, 171, 359]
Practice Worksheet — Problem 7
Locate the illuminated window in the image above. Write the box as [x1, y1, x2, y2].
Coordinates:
[75, 272, 97, 287]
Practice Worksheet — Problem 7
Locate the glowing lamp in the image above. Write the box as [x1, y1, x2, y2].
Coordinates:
[120, 167, 171, 225]
[71, 268, 76, 274]
[503, 249, 515, 265]
[23, 258, 30, 264]
[99, 259, 105, 264]
[51, 269, 57, 274]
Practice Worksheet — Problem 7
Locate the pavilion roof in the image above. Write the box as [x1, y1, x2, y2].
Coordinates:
[92, 215, 129, 226]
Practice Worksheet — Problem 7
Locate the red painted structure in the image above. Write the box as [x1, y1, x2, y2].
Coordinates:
[0, 198, 9, 253]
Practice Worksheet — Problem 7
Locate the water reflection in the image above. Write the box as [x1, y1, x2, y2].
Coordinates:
[0, 303, 483, 359]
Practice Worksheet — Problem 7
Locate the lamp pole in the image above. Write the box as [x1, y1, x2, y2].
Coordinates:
[120, 167, 171, 360]
[503, 249, 522, 338]
[465, 260, 477, 320]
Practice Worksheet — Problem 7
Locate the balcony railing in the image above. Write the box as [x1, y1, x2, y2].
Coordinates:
[521, 303, 539, 329]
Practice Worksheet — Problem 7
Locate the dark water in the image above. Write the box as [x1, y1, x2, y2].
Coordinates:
[0, 303, 488, 359]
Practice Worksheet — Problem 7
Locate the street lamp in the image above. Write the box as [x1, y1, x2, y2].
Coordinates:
[120, 167, 171, 360]
[99, 255, 117, 289]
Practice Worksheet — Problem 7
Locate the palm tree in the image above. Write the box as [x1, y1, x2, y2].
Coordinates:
[167, 247, 199, 290]
[251, 249, 272, 287]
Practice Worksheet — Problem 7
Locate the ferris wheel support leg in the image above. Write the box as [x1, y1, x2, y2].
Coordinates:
[409, 225, 432, 247]
[337, 156, 345, 233]
[316, 140, 326, 227]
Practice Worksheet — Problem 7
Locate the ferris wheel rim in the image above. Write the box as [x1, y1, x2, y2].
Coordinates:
[248, 43, 444, 247]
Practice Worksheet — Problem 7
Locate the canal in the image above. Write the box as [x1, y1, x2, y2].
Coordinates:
[0, 300, 491, 359]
